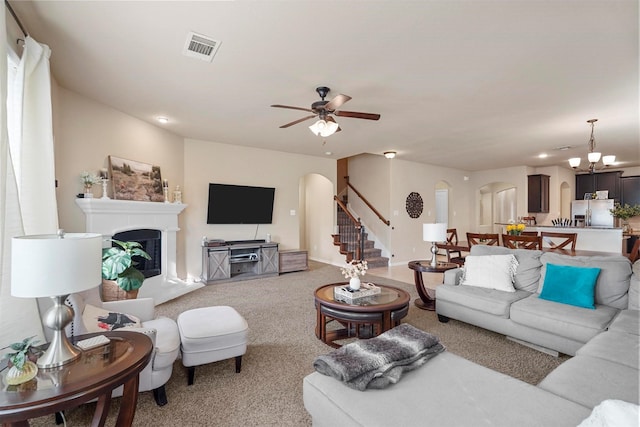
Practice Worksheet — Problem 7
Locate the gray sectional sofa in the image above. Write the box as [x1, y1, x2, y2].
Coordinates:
[303, 247, 639, 426]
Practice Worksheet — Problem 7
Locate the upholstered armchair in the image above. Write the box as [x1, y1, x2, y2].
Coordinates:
[37, 287, 180, 406]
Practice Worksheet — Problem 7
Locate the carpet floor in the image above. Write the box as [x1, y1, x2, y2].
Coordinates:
[29, 260, 568, 426]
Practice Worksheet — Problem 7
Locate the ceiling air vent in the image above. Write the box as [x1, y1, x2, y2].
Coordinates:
[182, 31, 221, 62]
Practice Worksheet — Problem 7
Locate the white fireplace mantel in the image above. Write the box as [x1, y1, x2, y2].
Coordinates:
[75, 198, 202, 305]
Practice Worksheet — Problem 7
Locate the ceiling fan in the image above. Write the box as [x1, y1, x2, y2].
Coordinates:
[271, 86, 381, 137]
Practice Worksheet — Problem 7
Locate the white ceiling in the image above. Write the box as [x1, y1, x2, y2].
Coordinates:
[10, 1, 640, 171]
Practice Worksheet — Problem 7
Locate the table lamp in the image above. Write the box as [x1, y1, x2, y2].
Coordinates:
[11, 231, 102, 368]
[423, 223, 447, 268]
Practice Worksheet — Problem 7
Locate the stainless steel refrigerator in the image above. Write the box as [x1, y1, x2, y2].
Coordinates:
[571, 199, 615, 227]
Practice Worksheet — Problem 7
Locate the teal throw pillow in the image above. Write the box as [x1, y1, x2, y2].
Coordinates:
[539, 263, 601, 309]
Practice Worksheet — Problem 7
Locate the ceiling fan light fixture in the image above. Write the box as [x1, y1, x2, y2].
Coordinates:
[384, 151, 396, 159]
[309, 119, 338, 137]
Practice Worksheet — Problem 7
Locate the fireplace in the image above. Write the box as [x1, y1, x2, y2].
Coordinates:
[75, 198, 202, 305]
[112, 229, 162, 278]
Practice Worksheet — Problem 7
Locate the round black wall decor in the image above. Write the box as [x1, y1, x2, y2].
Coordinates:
[405, 192, 423, 218]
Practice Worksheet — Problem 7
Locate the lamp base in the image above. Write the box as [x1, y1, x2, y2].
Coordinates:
[37, 295, 82, 368]
[430, 242, 439, 268]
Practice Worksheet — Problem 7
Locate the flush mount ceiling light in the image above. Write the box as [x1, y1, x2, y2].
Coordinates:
[156, 116, 169, 124]
[384, 151, 396, 159]
[309, 119, 339, 137]
[568, 119, 615, 174]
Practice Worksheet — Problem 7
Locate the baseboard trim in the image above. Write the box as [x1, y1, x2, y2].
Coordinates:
[506, 336, 559, 358]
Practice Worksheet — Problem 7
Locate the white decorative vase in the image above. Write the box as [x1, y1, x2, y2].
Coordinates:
[349, 277, 361, 291]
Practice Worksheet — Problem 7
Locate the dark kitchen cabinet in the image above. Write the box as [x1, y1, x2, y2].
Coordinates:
[621, 176, 640, 206]
[528, 174, 549, 213]
[575, 171, 622, 201]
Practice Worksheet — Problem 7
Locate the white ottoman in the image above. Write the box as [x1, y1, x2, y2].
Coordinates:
[177, 306, 248, 385]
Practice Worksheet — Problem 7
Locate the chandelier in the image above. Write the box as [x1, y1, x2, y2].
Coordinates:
[568, 119, 615, 174]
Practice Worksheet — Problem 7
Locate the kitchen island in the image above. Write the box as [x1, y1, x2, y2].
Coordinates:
[528, 226, 623, 254]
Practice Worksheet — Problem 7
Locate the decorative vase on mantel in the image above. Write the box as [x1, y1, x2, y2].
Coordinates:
[101, 279, 139, 301]
[83, 184, 94, 198]
[349, 277, 361, 291]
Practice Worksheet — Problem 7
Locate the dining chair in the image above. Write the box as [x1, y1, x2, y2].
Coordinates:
[629, 238, 640, 263]
[466, 233, 500, 247]
[540, 231, 577, 251]
[502, 234, 542, 250]
[521, 231, 539, 236]
[445, 228, 465, 266]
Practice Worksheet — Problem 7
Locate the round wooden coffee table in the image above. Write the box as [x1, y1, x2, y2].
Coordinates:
[314, 283, 410, 348]
[408, 260, 459, 311]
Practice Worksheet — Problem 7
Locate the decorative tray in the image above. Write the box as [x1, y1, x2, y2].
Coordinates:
[334, 283, 381, 302]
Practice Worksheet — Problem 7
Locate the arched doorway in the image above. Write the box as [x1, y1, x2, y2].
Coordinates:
[477, 182, 517, 233]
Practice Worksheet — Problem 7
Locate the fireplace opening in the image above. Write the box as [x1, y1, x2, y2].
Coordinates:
[112, 229, 161, 278]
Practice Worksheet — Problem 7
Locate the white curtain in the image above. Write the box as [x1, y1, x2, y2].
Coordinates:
[0, 30, 58, 346]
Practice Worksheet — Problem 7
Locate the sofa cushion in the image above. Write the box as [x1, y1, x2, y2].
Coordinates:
[539, 263, 600, 309]
[576, 330, 640, 369]
[510, 295, 618, 343]
[436, 284, 530, 318]
[538, 253, 631, 310]
[577, 400, 640, 427]
[461, 254, 518, 292]
[470, 245, 542, 292]
[608, 309, 640, 336]
[538, 355, 639, 408]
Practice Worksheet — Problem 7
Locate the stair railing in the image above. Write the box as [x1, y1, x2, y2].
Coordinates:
[334, 196, 365, 261]
[346, 179, 391, 226]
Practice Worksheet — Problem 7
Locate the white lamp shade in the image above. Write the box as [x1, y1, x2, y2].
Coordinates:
[602, 155, 616, 165]
[423, 223, 447, 242]
[568, 158, 581, 168]
[11, 233, 103, 298]
[587, 152, 601, 163]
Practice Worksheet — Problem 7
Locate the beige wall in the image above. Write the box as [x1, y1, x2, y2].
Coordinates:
[347, 153, 472, 265]
[53, 87, 186, 273]
[183, 139, 337, 279]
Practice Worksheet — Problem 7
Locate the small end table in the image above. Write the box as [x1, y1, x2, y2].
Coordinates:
[408, 260, 459, 311]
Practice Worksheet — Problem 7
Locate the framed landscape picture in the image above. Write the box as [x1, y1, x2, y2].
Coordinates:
[109, 155, 164, 202]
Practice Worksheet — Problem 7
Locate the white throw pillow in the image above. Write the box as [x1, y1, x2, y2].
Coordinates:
[461, 255, 519, 292]
[82, 303, 141, 333]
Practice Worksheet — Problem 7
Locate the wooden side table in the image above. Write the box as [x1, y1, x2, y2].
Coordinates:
[0, 331, 152, 427]
[408, 260, 459, 311]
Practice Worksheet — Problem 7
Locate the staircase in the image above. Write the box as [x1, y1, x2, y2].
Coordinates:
[332, 210, 389, 268]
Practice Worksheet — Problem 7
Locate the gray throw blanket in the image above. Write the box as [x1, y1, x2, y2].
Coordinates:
[313, 323, 445, 391]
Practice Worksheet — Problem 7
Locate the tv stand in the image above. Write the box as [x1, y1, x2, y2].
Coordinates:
[201, 241, 279, 284]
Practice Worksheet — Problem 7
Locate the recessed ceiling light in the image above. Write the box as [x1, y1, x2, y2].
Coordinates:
[156, 116, 169, 124]
[325, 151, 332, 156]
[538, 153, 548, 159]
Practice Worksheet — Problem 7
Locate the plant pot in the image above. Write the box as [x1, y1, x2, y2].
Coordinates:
[101, 279, 139, 301]
[5, 361, 38, 386]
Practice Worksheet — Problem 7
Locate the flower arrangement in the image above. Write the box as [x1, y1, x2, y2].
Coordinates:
[609, 203, 640, 220]
[80, 171, 99, 188]
[340, 260, 368, 279]
[506, 223, 526, 235]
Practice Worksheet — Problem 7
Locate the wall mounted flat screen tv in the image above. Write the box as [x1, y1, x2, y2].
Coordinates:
[207, 183, 275, 224]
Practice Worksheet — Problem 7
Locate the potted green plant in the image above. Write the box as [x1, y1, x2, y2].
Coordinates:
[101, 239, 151, 301]
[1, 336, 40, 385]
[609, 203, 640, 233]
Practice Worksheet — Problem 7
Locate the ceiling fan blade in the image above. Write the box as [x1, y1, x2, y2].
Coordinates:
[271, 104, 314, 113]
[324, 94, 352, 111]
[335, 110, 381, 121]
[279, 115, 317, 128]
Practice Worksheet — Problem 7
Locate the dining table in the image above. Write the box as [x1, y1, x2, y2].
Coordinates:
[435, 241, 620, 258]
